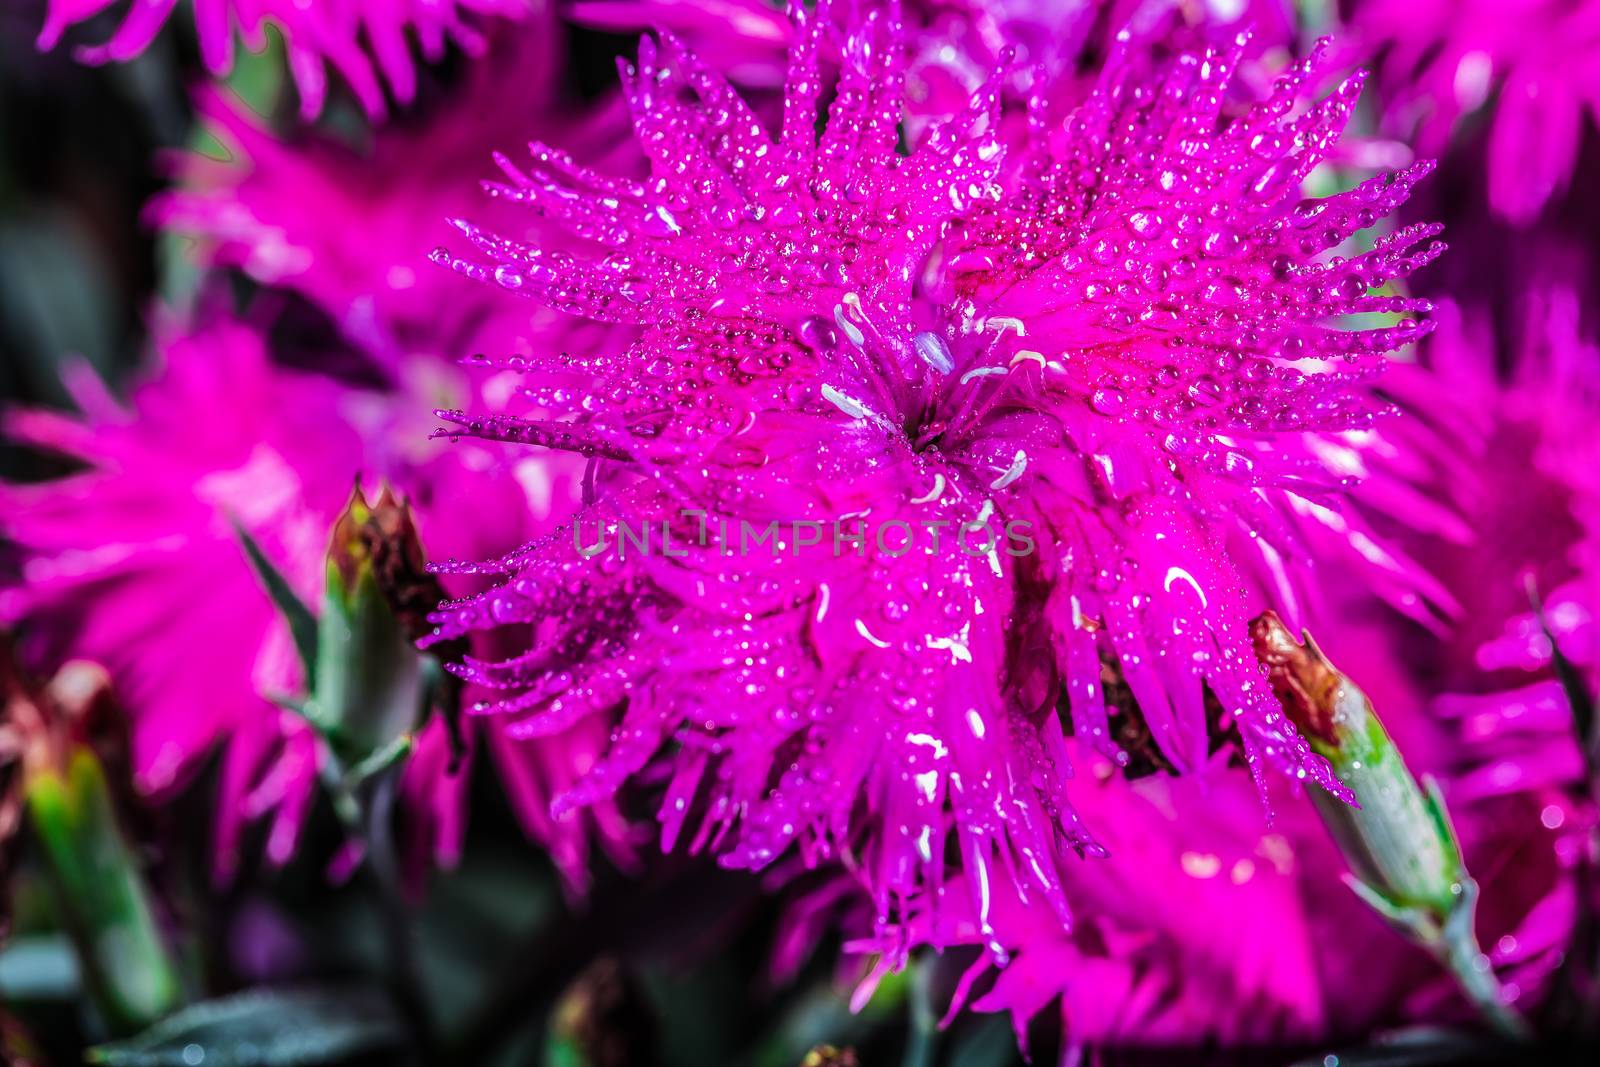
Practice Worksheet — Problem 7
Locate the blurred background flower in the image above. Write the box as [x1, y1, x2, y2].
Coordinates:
[1345, 0, 1600, 226]
[36, 0, 536, 120]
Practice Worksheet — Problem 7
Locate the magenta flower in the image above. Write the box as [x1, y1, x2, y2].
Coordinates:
[1427, 289, 1598, 802]
[564, 0, 792, 87]
[849, 757, 1338, 1047]
[151, 20, 639, 368]
[1415, 264, 1600, 1005]
[1347, 0, 1600, 225]
[564, 1, 1298, 128]
[428, 2, 1443, 943]
[900, 0, 1297, 112]
[0, 312, 629, 889]
[839, 620, 1557, 1051]
[35, 0, 532, 120]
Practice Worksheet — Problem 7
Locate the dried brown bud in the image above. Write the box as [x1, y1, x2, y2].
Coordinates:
[1, 1008, 46, 1067]
[1248, 609, 1344, 746]
[1, 637, 118, 849]
[0, 638, 180, 1028]
[550, 957, 658, 1067]
[329, 483, 448, 646]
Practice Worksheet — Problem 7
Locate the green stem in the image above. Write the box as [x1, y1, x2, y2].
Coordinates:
[363, 770, 436, 1062]
[1436, 887, 1531, 1042]
[901, 959, 937, 1067]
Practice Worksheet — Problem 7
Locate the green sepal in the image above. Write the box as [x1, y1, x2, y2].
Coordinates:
[1254, 612, 1527, 1040]
[344, 733, 415, 790]
[1342, 872, 1437, 937]
[264, 692, 308, 717]
[312, 741, 363, 838]
[1420, 775, 1465, 866]
[25, 749, 184, 1033]
[311, 553, 425, 764]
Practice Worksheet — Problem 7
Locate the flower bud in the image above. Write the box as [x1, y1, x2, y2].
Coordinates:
[1250, 610, 1463, 917]
[312, 484, 438, 764]
[546, 958, 657, 1067]
[1, 1008, 45, 1066]
[1, 645, 183, 1033]
[1250, 611, 1528, 1039]
[327, 484, 446, 647]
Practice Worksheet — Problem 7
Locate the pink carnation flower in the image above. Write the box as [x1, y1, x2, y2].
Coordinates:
[1426, 290, 1598, 801]
[564, 0, 1298, 127]
[960, 248, 1600, 1048]
[427, 1, 1443, 946]
[1415, 260, 1600, 1005]
[151, 18, 640, 369]
[1346, 0, 1600, 224]
[563, 0, 792, 87]
[1, 311, 630, 889]
[849, 755, 1337, 1048]
[35, 0, 533, 120]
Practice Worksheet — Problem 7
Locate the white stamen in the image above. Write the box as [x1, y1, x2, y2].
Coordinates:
[833, 303, 866, 347]
[910, 473, 947, 505]
[989, 450, 1028, 490]
[821, 384, 869, 420]
[855, 619, 891, 648]
[913, 332, 955, 374]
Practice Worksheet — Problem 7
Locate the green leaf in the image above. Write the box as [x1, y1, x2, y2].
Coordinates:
[225, 24, 288, 117]
[0, 933, 82, 1001]
[231, 520, 318, 688]
[902, 959, 937, 1067]
[86, 986, 405, 1066]
[0, 216, 120, 406]
[1290, 1027, 1504, 1066]
[944, 1014, 1018, 1067]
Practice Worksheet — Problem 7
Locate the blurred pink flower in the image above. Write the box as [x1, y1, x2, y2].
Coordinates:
[36, 0, 533, 120]
[563, 0, 1299, 126]
[852, 754, 1336, 1049]
[0, 312, 630, 889]
[1425, 281, 1599, 794]
[1347, 0, 1600, 224]
[564, 0, 791, 87]
[1415, 251, 1600, 1005]
[151, 20, 639, 370]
